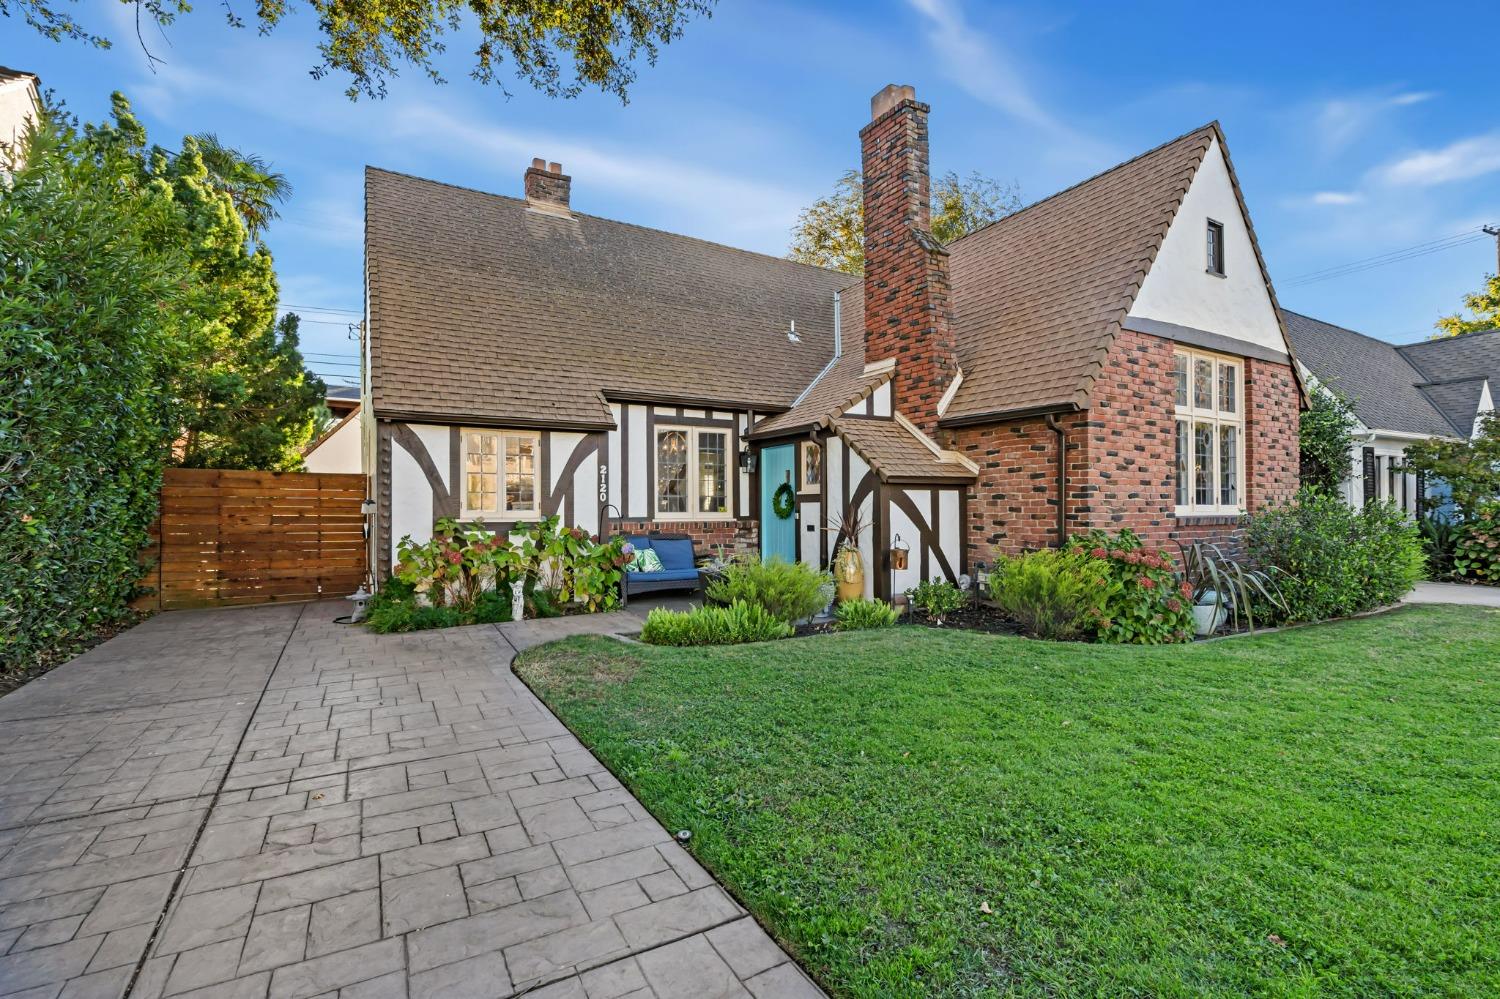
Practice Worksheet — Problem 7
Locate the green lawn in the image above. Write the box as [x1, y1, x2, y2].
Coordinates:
[516, 606, 1500, 998]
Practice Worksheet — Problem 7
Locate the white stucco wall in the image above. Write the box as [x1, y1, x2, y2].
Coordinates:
[304, 412, 363, 474]
[1127, 137, 1287, 357]
[0, 77, 39, 171]
[889, 491, 926, 596]
[389, 436, 435, 564]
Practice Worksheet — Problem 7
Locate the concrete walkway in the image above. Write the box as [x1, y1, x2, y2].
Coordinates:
[1402, 581, 1500, 607]
[0, 602, 819, 999]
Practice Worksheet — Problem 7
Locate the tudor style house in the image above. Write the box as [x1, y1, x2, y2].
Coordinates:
[361, 85, 1304, 599]
[1284, 311, 1497, 515]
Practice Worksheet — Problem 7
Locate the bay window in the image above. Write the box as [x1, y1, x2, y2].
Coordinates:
[1173, 348, 1244, 516]
[656, 426, 729, 518]
[462, 430, 539, 518]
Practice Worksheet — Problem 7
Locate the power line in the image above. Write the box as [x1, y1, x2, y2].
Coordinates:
[1282, 228, 1488, 288]
[277, 302, 361, 316]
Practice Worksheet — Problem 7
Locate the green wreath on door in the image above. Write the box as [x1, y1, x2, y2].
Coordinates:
[771, 482, 796, 520]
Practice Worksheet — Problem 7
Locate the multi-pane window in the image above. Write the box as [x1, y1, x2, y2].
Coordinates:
[1206, 219, 1225, 275]
[655, 427, 730, 518]
[1173, 348, 1243, 515]
[463, 430, 539, 518]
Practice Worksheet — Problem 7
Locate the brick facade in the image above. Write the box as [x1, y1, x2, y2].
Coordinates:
[609, 519, 758, 561]
[948, 327, 1300, 563]
[860, 86, 958, 437]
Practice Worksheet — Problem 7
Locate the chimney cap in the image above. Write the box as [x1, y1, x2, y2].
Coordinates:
[547, 161, 562, 174]
[870, 84, 917, 120]
[530, 157, 546, 170]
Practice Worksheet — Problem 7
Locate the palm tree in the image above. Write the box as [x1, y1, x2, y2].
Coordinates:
[193, 133, 292, 239]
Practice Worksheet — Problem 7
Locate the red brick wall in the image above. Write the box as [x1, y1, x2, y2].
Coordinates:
[860, 91, 958, 437]
[608, 520, 757, 561]
[948, 327, 1300, 563]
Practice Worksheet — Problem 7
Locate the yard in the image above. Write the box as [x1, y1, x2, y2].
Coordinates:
[516, 605, 1500, 998]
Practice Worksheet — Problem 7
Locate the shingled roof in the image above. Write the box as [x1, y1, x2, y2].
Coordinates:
[749, 287, 895, 437]
[1397, 327, 1500, 434]
[1282, 309, 1464, 437]
[940, 123, 1272, 423]
[365, 168, 850, 428]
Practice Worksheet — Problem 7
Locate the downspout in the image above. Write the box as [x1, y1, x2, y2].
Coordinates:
[1044, 414, 1066, 546]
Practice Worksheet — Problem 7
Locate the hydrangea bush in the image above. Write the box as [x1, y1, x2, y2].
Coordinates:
[1066, 529, 1194, 644]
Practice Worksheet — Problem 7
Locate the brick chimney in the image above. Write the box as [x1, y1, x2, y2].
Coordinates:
[524, 158, 571, 215]
[860, 84, 958, 437]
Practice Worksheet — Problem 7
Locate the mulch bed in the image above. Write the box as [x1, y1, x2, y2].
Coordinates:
[0, 611, 149, 699]
[906, 601, 1025, 636]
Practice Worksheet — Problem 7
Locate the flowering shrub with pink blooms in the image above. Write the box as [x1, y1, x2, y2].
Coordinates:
[1066, 529, 1193, 644]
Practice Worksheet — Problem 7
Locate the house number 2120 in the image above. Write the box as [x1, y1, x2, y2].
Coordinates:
[598, 464, 608, 503]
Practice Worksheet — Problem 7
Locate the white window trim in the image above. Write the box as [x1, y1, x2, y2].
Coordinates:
[654, 425, 734, 522]
[1174, 347, 1245, 517]
[800, 441, 822, 493]
[459, 429, 543, 521]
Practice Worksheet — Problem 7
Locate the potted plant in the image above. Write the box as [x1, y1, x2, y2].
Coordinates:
[827, 505, 867, 603]
[1177, 541, 1286, 636]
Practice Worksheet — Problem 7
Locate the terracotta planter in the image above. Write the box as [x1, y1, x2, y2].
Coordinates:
[834, 547, 865, 603]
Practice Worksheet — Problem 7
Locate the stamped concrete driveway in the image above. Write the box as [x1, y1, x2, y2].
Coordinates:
[0, 602, 820, 999]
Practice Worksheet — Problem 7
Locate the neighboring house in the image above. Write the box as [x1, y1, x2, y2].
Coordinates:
[303, 386, 363, 474]
[0, 66, 41, 174]
[363, 85, 1304, 598]
[1284, 311, 1497, 514]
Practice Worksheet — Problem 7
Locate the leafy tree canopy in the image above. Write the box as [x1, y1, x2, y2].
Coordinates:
[788, 169, 1021, 275]
[1299, 387, 1359, 494]
[82, 94, 324, 470]
[2, 0, 713, 101]
[1434, 274, 1500, 338]
[1404, 412, 1500, 517]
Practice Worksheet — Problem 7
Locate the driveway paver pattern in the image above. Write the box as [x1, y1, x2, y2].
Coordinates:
[0, 602, 820, 999]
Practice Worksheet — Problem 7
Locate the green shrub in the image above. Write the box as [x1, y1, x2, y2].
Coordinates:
[1066, 530, 1193, 644]
[365, 583, 467, 634]
[639, 600, 793, 646]
[1245, 491, 1425, 621]
[1453, 504, 1500, 585]
[706, 558, 830, 624]
[990, 550, 1108, 641]
[905, 579, 968, 624]
[1418, 514, 1459, 579]
[834, 598, 899, 631]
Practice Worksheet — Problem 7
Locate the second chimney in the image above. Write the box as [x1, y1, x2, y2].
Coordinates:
[524, 158, 571, 215]
[860, 84, 958, 437]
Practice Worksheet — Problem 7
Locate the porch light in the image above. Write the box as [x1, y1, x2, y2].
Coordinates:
[890, 534, 910, 571]
[738, 449, 757, 474]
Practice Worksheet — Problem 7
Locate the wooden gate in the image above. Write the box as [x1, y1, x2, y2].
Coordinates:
[143, 468, 367, 609]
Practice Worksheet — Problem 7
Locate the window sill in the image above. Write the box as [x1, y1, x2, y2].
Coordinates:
[1173, 510, 1245, 524]
[460, 512, 541, 523]
[654, 513, 736, 523]
[1205, 268, 1227, 278]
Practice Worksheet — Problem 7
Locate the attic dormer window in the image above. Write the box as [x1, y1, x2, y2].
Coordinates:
[1206, 219, 1225, 276]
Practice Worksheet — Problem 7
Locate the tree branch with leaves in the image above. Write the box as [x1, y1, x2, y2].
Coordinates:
[3, 0, 713, 102]
[788, 169, 1021, 275]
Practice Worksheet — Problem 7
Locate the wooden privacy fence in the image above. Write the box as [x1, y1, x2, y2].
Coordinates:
[142, 468, 367, 609]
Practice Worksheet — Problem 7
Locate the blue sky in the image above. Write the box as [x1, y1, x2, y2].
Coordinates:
[12, 0, 1499, 387]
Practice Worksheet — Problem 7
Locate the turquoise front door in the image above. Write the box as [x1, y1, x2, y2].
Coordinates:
[760, 445, 797, 563]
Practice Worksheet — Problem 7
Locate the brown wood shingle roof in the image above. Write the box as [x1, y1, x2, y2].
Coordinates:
[366, 168, 852, 428]
[941, 124, 1219, 422]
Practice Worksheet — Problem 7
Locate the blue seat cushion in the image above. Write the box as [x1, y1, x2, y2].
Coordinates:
[631, 568, 700, 583]
[652, 538, 696, 572]
[625, 536, 654, 553]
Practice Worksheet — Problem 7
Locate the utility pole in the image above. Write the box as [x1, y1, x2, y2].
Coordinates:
[1485, 224, 1500, 276]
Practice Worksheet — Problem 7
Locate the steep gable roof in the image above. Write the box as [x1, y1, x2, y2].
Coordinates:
[939, 122, 1299, 424]
[1281, 309, 1460, 437]
[365, 167, 850, 428]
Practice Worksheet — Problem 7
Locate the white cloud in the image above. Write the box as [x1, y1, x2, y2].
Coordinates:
[1312, 89, 1438, 156]
[384, 104, 810, 243]
[1310, 191, 1362, 206]
[903, 0, 1112, 167]
[1374, 133, 1500, 187]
